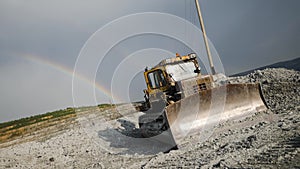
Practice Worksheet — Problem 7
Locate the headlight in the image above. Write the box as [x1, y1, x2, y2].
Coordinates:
[189, 53, 197, 59]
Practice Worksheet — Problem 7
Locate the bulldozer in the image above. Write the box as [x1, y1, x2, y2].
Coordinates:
[137, 0, 268, 147]
[138, 53, 268, 145]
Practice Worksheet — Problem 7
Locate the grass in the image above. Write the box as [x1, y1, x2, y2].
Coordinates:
[97, 104, 115, 109]
[0, 108, 75, 133]
[0, 104, 115, 143]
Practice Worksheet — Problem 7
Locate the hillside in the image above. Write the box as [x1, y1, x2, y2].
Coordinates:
[233, 57, 300, 76]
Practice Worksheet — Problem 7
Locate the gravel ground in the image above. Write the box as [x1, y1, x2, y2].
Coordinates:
[0, 68, 299, 168]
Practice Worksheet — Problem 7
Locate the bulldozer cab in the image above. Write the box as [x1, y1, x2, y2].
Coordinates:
[143, 53, 202, 102]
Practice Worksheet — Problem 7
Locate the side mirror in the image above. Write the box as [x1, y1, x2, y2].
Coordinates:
[194, 68, 200, 74]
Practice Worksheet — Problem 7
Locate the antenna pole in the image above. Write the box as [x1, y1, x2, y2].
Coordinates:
[195, 0, 216, 74]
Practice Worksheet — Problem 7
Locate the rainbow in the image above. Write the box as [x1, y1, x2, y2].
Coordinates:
[22, 53, 114, 103]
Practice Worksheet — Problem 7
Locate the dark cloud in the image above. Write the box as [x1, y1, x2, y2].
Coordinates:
[0, 0, 299, 122]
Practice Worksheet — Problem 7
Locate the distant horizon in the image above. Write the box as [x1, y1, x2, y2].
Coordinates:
[232, 55, 300, 76]
[232, 55, 300, 75]
[1, 56, 299, 124]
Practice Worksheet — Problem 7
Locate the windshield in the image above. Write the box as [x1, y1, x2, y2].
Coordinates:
[147, 70, 167, 89]
[165, 62, 197, 81]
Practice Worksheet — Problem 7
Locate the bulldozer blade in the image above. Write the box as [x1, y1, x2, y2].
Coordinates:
[164, 83, 268, 146]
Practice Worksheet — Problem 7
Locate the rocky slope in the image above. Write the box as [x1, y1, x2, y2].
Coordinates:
[0, 68, 299, 169]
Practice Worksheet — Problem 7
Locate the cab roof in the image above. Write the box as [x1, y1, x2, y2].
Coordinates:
[154, 53, 197, 68]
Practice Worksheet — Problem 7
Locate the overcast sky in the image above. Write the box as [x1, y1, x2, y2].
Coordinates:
[0, 0, 299, 122]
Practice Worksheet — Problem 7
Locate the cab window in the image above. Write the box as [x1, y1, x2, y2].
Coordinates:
[147, 70, 167, 89]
